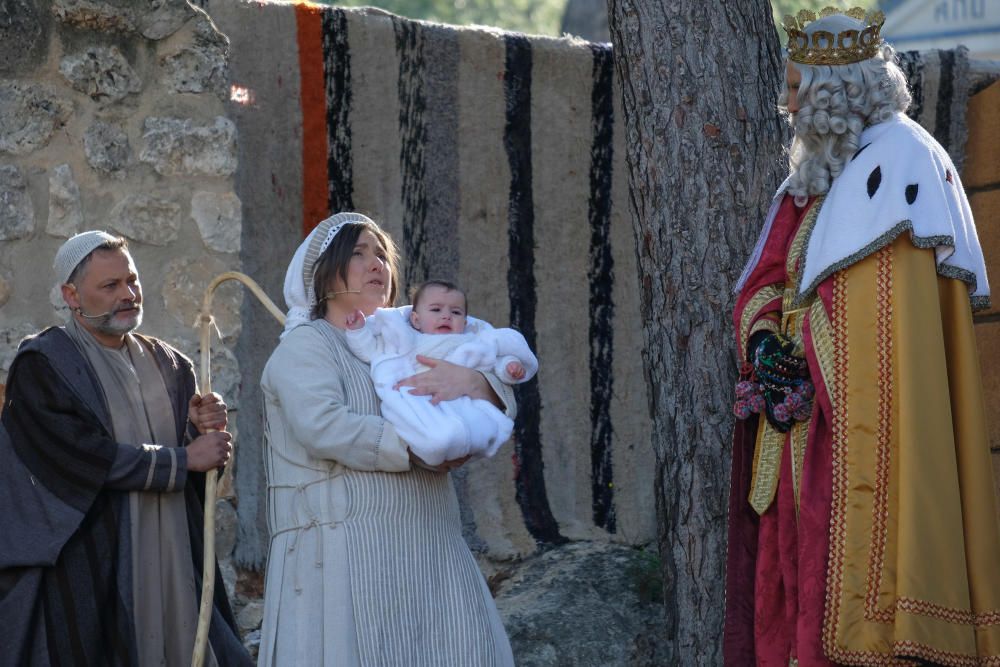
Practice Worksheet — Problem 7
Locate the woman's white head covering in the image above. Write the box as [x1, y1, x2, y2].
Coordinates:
[282, 212, 375, 338]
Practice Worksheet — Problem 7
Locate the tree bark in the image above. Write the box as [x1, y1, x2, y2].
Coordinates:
[606, 1, 786, 662]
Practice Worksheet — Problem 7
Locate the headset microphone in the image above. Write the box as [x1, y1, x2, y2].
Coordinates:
[323, 290, 362, 300]
[74, 305, 139, 320]
[74, 306, 114, 319]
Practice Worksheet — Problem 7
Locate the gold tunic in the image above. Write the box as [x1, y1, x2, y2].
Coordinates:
[740, 194, 1000, 664]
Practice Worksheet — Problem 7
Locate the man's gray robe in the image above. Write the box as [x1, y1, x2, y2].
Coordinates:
[0, 327, 250, 666]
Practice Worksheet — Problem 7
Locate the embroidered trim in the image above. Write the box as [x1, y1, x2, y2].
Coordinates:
[749, 420, 785, 515]
[740, 285, 783, 363]
[865, 246, 895, 623]
[895, 598, 1000, 626]
[795, 220, 986, 310]
[788, 196, 824, 301]
[823, 271, 850, 660]
[776, 201, 818, 491]
[749, 317, 780, 341]
[823, 639, 1000, 666]
[970, 294, 992, 312]
[808, 301, 837, 413]
[790, 418, 809, 515]
[787, 197, 823, 290]
[937, 263, 993, 311]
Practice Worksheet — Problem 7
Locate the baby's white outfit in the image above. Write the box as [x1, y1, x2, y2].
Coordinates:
[345, 306, 538, 465]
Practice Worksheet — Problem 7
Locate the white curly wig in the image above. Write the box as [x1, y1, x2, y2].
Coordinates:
[780, 13, 912, 198]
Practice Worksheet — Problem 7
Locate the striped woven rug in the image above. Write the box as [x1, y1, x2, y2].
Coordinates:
[216, 1, 651, 563]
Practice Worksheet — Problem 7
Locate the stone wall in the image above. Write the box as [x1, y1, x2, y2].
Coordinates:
[0, 0, 256, 635]
[0, 0, 241, 394]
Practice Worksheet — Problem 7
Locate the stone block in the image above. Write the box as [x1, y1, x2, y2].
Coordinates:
[215, 498, 238, 559]
[52, 0, 137, 33]
[50, 282, 72, 322]
[236, 600, 264, 634]
[0, 81, 73, 155]
[84, 121, 130, 176]
[191, 191, 241, 253]
[137, 0, 196, 40]
[163, 255, 243, 342]
[109, 193, 182, 246]
[173, 337, 241, 411]
[47, 164, 84, 237]
[0, 323, 39, 384]
[139, 116, 237, 177]
[0, 272, 11, 308]
[160, 15, 229, 96]
[494, 541, 667, 665]
[0, 164, 34, 241]
[60, 46, 142, 103]
[242, 629, 261, 662]
[0, 0, 49, 77]
[218, 558, 238, 602]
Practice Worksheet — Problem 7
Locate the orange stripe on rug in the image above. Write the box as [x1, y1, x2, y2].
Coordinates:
[295, 1, 329, 236]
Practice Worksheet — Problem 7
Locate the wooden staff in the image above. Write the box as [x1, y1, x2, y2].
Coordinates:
[192, 271, 285, 667]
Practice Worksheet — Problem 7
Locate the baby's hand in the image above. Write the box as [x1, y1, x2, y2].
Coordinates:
[346, 309, 366, 330]
[506, 361, 526, 381]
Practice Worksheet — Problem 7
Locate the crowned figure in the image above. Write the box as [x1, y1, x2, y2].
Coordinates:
[725, 7, 1000, 665]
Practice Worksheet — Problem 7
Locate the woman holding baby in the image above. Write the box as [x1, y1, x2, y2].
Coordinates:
[257, 212, 517, 666]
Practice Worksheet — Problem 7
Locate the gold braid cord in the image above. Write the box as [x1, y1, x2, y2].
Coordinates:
[192, 272, 284, 667]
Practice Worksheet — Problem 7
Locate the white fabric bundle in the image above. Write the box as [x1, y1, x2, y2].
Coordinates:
[345, 306, 538, 465]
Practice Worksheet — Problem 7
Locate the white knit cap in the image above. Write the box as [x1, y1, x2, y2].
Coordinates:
[281, 212, 375, 338]
[54, 230, 121, 284]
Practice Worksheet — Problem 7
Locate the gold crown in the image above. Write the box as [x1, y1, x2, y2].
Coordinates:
[782, 6, 885, 66]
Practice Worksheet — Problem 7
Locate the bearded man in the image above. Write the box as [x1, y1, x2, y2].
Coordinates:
[0, 231, 252, 666]
[725, 8, 1000, 666]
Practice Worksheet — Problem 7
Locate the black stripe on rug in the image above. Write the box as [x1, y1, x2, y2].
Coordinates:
[588, 43, 616, 533]
[503, 33, 565, 546]
[323, 8, 354, 213]
[934, 48, 954, 153]
[393, 17, 430, 292]
[418, 26, 460, 283]
[898, 49, 925, 124]
[394, 19, 483, 550]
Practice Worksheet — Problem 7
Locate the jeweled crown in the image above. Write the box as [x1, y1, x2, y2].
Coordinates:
[783, 6, 885, 66]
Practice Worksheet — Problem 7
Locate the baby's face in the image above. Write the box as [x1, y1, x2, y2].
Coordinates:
[410, 286, 467, 334]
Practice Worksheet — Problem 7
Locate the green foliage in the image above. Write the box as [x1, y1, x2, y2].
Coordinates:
[316, 0, 568, 36]
[626, 547, 664, 605]
[771, 0, 878, 26]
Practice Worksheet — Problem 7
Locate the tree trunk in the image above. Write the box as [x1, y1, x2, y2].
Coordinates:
[606, 1, 786, 662]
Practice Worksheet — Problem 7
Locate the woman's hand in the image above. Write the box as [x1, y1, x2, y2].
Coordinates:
[395, 355, 499, 406]
[188, 392, 228, 434]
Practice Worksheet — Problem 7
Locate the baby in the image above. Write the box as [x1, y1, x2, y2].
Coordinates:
[345, 280, 538, 465]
